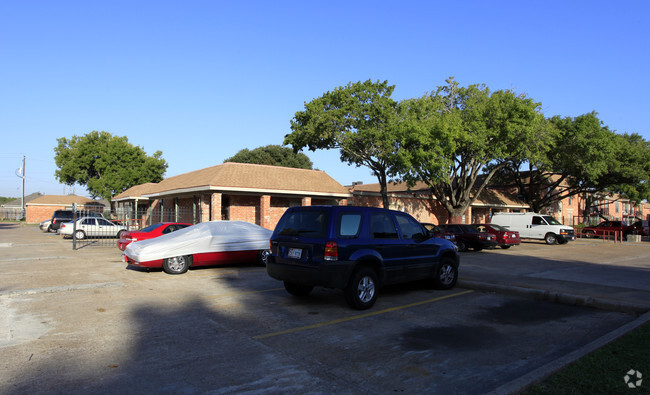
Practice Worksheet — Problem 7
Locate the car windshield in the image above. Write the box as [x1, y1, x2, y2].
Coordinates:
[462, 225, 479, 233]
[277, 209, 329, 238]
[140, 223, 164, 233]
[542, 216, 562, 225]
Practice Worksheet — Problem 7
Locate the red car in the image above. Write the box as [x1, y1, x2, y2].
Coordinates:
[475, 223, 521, 249]
[581, 220, 628, 238]
[118, 222, 192, 250]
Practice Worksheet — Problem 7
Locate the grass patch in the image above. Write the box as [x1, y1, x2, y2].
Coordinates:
[525, 321, 650, 394]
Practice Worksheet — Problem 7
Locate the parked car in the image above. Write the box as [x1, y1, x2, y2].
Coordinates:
[474, 223, 521, 249]
[40, 219, 52, 232]
[123, 221, 272, 274]
[49, 210, 104, 232]
[58, 217, 127, 240]
[582, 220, 628, 238]
[420, 222, 456, 243]
[625, 220, 650, 237]
[438, 224, 497, 252]
[490, 212, 575, 245]
[267, 206, 460, 310]
[117, 222, 192, 250]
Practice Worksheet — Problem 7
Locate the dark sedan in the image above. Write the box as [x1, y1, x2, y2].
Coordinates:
[439, 224, 497, 252]
[421, 222, 456, 243]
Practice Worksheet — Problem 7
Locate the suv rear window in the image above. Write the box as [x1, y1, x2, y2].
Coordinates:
[338, 213, 362, 238]
[370, 212, 398, 239]
[276, 209, 329, 238]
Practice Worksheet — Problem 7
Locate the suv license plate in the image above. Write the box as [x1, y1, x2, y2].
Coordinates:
[288, 248, 302, 259]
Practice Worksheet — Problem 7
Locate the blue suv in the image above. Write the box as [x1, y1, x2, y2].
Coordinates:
[267, 206, 460, 309]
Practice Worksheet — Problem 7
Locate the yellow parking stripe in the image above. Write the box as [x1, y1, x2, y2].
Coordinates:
[253, 289, 474, 340]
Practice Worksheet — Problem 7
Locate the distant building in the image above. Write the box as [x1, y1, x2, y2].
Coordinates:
[25, 195, 106, 224]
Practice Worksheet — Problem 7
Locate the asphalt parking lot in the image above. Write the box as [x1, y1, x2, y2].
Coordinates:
[1, 223, 649, 394]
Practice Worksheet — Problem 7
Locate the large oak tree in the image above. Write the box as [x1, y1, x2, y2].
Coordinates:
[284, 80, 400, 208]
[493, 112, 650, 213]
[54, 131, 168, 201]
[397, 78, 547, 220]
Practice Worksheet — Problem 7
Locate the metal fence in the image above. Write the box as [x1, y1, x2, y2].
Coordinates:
[71, 207, 197, 249]
[0, 207, 24, 221]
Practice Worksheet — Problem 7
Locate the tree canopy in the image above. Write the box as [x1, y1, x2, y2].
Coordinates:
[285, 80, 400, 208]
[397, 78, 546, 219]
[54, 131, 168, 201]
[224, 145, 313, 169]
[493, 112, 650, 212]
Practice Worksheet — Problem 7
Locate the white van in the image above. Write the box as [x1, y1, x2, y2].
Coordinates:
[490, 212, 576, 245]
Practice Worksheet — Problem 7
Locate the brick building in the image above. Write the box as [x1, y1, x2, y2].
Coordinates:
[112, 163, 350, 230]
[25, 195, 106, 224]
[348, 181, 529, 224]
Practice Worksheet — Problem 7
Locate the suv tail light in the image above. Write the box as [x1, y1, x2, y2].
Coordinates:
[324, 241, 338, 261]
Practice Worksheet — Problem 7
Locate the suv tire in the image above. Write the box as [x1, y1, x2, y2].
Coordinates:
[433, 258, 458, 290]
[345, 267, 378, 310]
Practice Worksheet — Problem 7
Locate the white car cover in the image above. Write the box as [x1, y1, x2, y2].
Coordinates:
[124, 220, 272, 263]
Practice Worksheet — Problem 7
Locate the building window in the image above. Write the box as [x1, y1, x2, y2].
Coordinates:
[616, 202, 619, 213]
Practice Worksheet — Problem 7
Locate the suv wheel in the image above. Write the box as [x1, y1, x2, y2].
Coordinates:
[345, 267, 378, 310]
[283, 282, 313, 297]
[433, 258, 458, 290]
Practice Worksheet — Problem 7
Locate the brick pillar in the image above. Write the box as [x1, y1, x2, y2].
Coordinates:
[211, 193, 222, 221]
[302, 197, 312, 206]
[201, 194, 210, 223]
[339, 199, 348, 206]
[260, 195, 271, 229]
[464, 206, 472, 224]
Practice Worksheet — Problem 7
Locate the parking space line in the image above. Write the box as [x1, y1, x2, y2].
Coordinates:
[253, 289, 474, 340]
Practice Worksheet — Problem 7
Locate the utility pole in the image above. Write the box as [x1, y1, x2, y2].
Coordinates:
[22, 155, 25, 218]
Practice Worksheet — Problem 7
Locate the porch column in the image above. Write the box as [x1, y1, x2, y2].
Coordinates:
[260, 195, 271, 229]
[201, 194, 210, 223]
[301, 197, 312, 206]
[211, 193, 222, 221]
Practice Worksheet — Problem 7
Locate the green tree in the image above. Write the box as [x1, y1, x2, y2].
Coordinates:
[494, 112, 650, 213]
[54, 131, 168, 201]
[285, 80, 400, 208]
[397, 78, 546, 220]
[224, 145, 313, 169]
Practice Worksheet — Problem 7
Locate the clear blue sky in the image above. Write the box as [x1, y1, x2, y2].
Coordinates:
[1, 0, 648, 198]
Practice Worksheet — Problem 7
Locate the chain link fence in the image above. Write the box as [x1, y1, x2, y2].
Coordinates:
[71, 207, 197, 249]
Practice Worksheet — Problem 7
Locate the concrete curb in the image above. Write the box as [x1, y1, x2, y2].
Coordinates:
[488, 310, 650, 394]
[458, 279, 650, 314]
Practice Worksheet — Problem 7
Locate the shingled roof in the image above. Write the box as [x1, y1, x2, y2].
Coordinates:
[25, 194, 105, 207]
[112, 183, 159, 201]
[113, 163, 351, 200]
